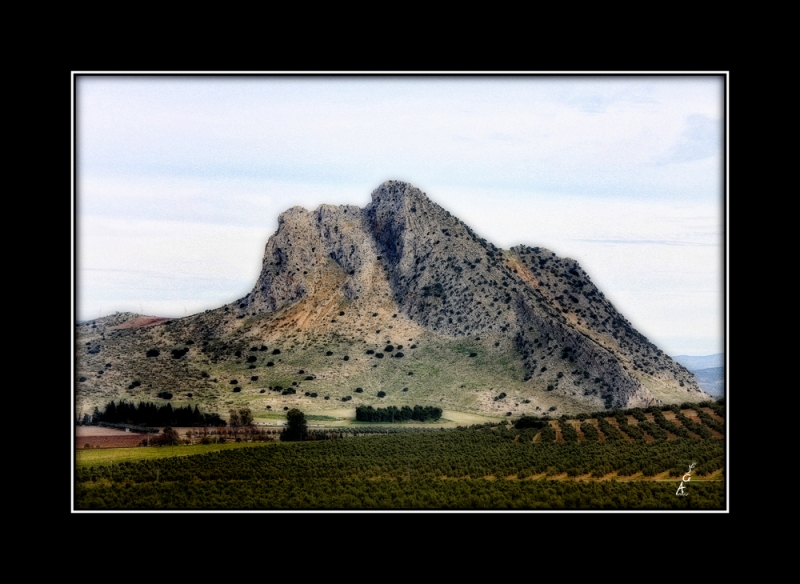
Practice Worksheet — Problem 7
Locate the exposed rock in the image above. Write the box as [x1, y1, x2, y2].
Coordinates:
[75, 181, 708, 416]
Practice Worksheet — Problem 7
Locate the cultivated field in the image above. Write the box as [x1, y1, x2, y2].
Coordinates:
[74, 401, 725, 510]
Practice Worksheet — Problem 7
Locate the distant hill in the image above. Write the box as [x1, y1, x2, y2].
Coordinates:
[76, 180, 709, 418]
[691, 367, 724, 398]
[672, 354, 723, 371]
[671, 355, 724, 398]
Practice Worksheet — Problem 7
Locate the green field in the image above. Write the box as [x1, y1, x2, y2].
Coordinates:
[75, 414, 725, 510]
[76, 442, 271, 468]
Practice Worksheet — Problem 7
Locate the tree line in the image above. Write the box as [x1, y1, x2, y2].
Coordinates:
[355, 405, 443, 423]
[90, 400, 226, 428]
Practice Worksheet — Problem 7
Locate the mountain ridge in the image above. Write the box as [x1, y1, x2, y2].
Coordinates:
[75, 180, 708, 418]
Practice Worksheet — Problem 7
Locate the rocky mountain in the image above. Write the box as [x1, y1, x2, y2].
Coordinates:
[75, 181, 708, 419]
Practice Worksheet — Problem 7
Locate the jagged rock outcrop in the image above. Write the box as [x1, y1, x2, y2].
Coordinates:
[75, 180, 707, 416]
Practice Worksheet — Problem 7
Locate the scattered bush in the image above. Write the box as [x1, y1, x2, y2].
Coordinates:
[146, 349, 160, 358]
[272, 349, 281, 355]
[395, 352, 404, 358]
[355, 388, 363, 393]
[233, 387, 241, 393]
[267, 362, 274, 367]
[247, 355, 257, 363]
[375, 353, 384, 359]
[377, 391, 386, 398]
[251, 376, 259, 381]
[230, 380, 238, 385]
[326, 351, 333, 356]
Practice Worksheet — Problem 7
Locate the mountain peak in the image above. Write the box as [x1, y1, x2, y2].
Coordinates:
[76, 181, 709, 416]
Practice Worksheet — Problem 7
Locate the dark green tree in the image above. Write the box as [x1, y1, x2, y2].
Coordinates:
[158, 426, 181, 446]
[239, 408, 254, 426]
[282, 408, 307, 441]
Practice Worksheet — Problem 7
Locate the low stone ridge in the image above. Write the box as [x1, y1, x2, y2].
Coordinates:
[75, 180, 708, 418]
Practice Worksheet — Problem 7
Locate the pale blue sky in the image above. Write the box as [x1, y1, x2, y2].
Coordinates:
[75, 74, 725, 356]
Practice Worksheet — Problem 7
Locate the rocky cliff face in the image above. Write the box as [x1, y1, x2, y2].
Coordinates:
[75, 180, 707, 416]
[250, 180, 700, 409]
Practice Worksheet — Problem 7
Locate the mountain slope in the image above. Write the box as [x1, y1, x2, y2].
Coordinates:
[75, 181, 708, 419]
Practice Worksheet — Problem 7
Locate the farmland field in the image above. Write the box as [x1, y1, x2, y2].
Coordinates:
[74, 404, 725, 510]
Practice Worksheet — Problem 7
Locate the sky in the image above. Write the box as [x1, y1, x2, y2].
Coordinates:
[74, 74, 726, 357]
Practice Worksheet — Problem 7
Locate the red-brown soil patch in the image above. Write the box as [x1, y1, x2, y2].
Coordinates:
[109, 316, 171, 330]
[606, 418, 632, 441]
[552, 420, 563, 443]
[78, 435, 146, 449]
[589, 419, 606, 441]
[77, 426, 131, 437]
[702, 407, 725, 423]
